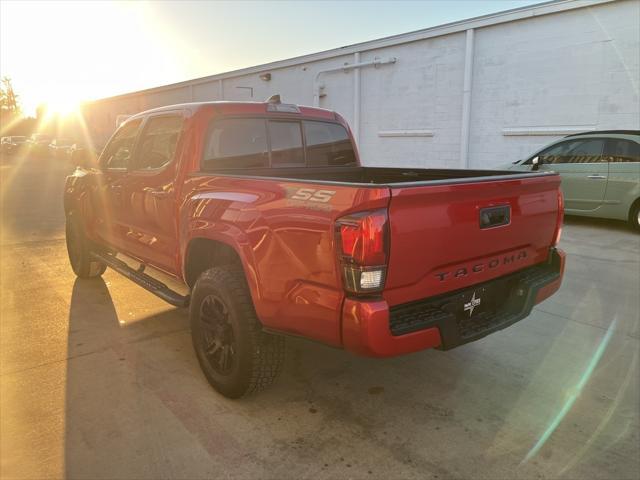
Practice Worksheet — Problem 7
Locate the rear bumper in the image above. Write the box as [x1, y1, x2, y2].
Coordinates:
[341, 247, 565, 357]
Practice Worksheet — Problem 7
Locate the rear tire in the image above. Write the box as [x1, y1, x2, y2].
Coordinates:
[630, 201, 640, 232]
[190, 267, 285, 398]
[65, 215, 106, 278]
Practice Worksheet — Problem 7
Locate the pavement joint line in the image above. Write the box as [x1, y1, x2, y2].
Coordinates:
[0, 237, 66, 248]
[0, 327, 190, 377]
[561, 251, 640, 264]
[533, 306, 640, 341]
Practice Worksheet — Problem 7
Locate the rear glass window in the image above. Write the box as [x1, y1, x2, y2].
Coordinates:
[604, 139, 640, 163]
[201, 117, 356, 171]
[269, 121, 304, 166]
[304, 121, 356, 166]
[203, 118, 268, 169]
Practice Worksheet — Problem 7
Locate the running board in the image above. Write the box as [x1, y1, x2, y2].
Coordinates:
[91, 251, 190, 308]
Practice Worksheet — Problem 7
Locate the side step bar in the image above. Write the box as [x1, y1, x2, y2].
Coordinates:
[91, 251, 190, 308]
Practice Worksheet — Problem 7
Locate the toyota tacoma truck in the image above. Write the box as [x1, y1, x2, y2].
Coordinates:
[64, 97, 566, 398]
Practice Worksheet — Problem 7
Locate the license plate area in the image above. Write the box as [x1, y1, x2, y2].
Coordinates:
[440, 276, 519, 321]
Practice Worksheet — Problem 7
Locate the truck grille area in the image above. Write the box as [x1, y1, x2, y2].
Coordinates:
[388, 250, 562, 349]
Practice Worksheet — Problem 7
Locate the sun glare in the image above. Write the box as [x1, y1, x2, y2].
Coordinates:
[44, 98, 80, 117]
[1, 1, 199, 117]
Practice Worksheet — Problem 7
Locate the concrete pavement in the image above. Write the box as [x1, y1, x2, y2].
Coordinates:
[1, 155, 638, 479]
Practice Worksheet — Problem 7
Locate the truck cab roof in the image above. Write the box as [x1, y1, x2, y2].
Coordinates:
[126, 101, 338, 122]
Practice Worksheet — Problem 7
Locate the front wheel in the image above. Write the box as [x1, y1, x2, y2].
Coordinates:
[190, 267, 285, 398]
[65, 215, 106, 278]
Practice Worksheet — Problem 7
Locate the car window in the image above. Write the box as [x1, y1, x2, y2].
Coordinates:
[101, 119, 142, 170]
[537, 139, 605, 164]
[604, 139, 640, 163]
[303, 121, 356, 166]
[134, 115, 183, 170]
[202, 118, 269, 170]
[269, 121, 304, 167]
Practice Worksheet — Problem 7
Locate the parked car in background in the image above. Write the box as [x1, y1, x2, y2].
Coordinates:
[508, 131, 640, 230]
[1, 136, 28, 155]
[27, 133, 52, 156]
[8, 136, 28, 155]
[49, 138, 74, 159]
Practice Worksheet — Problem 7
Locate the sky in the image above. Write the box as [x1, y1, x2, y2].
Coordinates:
[0, 0, 540, 116]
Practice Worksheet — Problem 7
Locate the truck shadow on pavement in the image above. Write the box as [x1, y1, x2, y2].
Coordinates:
[61, 275, 573, 479]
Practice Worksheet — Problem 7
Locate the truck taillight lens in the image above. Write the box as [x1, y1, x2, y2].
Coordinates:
[336, 209, 389, 293]
[553, 190, 564, 246]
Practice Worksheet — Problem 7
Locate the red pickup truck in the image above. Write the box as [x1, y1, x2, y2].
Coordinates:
[65, 98, 565, 398]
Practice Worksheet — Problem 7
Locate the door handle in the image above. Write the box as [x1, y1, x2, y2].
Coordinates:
[143, 187, 171, 198]
[587, 175, 607, 179]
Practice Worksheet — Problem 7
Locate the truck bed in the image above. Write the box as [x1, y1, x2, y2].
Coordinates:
[205, 166, 552, 186]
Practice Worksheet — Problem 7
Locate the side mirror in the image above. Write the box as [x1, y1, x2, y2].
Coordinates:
[531, 156, 540, 171]
[73, 149, 98, 169]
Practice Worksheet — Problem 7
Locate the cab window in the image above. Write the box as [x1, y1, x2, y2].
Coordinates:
[604, 139, 640, 163]
[202, 118, 269, 170]
[134, 115, 183, 170]
[101, 119, 142, 170]
[269, 121, 304, 167]
[536, 139, 605, 164]
[303, 121, 356, 166]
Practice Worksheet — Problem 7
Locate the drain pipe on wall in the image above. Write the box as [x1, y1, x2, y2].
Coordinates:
[354, 52, 361, 144]
[312, 56, 397, 109]
[459, 28, 475, 169]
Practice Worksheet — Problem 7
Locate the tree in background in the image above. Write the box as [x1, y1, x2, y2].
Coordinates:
[1, 77, 20, 114]
[1, 77, 36, 137]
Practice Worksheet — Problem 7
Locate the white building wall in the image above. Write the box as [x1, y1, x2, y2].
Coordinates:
[358, 34, 466, 168]
[83, 0, 639, 168]
[468, 0, 640, 167]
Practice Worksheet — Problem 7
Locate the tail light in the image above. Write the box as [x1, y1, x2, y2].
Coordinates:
[553, 190, 564, 246]
[335, 209, 389, 294]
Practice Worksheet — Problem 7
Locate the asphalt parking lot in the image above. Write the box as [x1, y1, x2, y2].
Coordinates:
[1, 155, 639, 480]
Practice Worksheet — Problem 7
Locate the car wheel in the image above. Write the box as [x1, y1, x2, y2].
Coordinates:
[630, 201, 640, 232]
[190, 266, 285, 398]
[65, 215, 107, 278]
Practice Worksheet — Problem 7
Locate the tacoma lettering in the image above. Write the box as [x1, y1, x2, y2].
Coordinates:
[434, 251, 528, 282]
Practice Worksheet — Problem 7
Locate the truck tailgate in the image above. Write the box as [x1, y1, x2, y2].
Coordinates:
[384, 173, 561, 307]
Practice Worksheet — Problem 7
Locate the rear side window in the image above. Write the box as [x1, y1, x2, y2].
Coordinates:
[135, 115, 183, 170]
[538, 139, 605, 164]
[269, 121, 304, 166]
[304, 121, 356, 166]
[203, 118, 268, 169]
[604, 139, 640, 163]
[101, 119, 142, 170]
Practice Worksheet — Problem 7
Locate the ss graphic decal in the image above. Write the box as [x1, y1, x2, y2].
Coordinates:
[287, 188, 336, 203]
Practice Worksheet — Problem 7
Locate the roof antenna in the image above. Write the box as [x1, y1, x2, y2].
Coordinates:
[266, 94, 281, 104]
